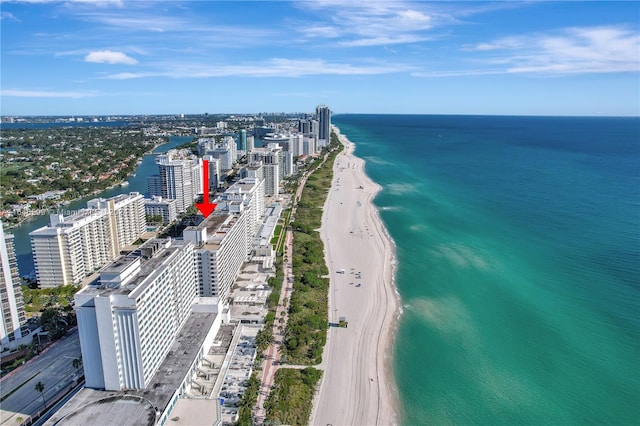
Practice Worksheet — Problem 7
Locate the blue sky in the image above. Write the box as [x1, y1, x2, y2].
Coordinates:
[1, 1, 638, 116]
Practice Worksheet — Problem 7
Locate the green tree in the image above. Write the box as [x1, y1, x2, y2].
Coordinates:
[40, 307, 66, 340]
[34, 381, 46, 409]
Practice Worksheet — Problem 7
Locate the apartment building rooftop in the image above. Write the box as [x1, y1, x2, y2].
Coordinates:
[79, 238, 191, 298]
[135, 311, 217, 410]
[46, 311, 218, 426]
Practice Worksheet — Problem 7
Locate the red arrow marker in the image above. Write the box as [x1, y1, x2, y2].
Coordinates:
[196, 159, 217, 217]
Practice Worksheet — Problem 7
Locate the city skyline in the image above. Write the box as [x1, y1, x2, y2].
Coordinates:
[1, 1, 639, 117]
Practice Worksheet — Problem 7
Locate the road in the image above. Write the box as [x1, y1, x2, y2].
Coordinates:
[0, 329, 82, 426]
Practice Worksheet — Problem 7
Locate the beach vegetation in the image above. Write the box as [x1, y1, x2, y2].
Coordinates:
[264, 367, 322, 426]
[236, 372, 260, 426]
[283, 132, 343, 365]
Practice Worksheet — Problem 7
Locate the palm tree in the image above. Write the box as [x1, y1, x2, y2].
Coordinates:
[34, 381, 46, 409]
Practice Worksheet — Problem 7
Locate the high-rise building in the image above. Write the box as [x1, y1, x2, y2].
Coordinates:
[75, 238, 198, 390]
[31, 210, 116, 287]
[199, 137, 236, 171]
[30, 193, 147, 287]
[184, 212, 247, 301]
[315, 104, 331, 145]
[238, 129, 247, 152]
[303, 136, 318, 155]
[298, 119, 311, 134]
[87, 192, 146, 250]
[219, 177, 266, 254]
[0, 222, 27, 348]
[149, 150, 202, 214]
[249, 145, 280, 197]
[291, 134, 304, 157]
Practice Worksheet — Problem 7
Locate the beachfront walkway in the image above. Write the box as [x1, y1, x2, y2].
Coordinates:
[253, 230, 293, 424]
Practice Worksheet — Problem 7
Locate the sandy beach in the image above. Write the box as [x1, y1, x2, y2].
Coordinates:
[310, 126, 401, 426]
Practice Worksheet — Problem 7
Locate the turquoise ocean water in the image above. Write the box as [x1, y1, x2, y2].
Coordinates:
[332, 115, 640, 425]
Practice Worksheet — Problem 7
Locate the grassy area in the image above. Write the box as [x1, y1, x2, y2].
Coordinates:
[264, 367, 322, 425]
[283, 134, 343, 365]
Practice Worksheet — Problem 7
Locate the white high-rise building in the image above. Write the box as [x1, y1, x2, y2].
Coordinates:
[291, 134, 304, 157]
[303, 136, 318, 155]
[202, 155, 221, 189]
[183, 177, 266, 301]
[219, 177, 266, 254]
[31, 210, 116, 287]
[249, 146, 280, 197]
[87, 192, 146, 250]
[30, 193, 147, 287]
[149, 150, 201, 214]
[184, 212, 248, 301]
[0, 222, 27, 348]
[75, 238, 197, 390]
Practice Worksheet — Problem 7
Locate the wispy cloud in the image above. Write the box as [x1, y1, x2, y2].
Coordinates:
[2, 0, 123, 5]
[73, 12, 186, 32]
[297, 1, 437, 47]
[85, 50, 137, 64]
[461, 25, 640, 75]
[102, 58, 412, 79]
[1, 11, 20, 20]
[1, 89, 97, 98]
[339, 34, 429, 47]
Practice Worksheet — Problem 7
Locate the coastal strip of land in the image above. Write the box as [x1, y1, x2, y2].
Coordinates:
[311, 126, 401, 426]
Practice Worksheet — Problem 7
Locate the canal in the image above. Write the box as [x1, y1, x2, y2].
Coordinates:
[9, 135, 194, 277]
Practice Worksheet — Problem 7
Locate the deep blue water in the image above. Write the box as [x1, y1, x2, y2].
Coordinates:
[332, 114, 640, 425]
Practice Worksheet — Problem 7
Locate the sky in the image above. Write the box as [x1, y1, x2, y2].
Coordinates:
[1, 1, 639, 116]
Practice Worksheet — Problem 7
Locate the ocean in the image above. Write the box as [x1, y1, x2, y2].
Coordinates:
[332, 115, 640, 425]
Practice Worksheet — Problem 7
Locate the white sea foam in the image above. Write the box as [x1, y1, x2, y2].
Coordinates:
[365, 156, 395, 166]
[410, 296, 475, 338]
[431, 243, 492, 271]
[386, 182, 420, 195]
[409, 223, 428, 233]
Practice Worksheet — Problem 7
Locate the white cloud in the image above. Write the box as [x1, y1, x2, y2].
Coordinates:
[295, 1, 436, 47]
[435, 25, 640, 77]
[85, 50, 137, 64]
[339, 34, 428, 47]
[102, 58, 412, 79]
[1, 89, 96, 98]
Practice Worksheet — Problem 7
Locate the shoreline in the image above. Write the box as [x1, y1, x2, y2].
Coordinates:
[310, 126, 402, 425]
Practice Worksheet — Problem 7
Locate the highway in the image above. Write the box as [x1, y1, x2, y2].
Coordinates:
[0, 329, 82, 426]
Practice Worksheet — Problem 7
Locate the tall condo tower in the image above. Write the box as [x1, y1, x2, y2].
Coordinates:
[149, 150, 201, 214]
[315, 104, 331, 143]
[239, 129, 247, 152]
[0, 222, 27, 347]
